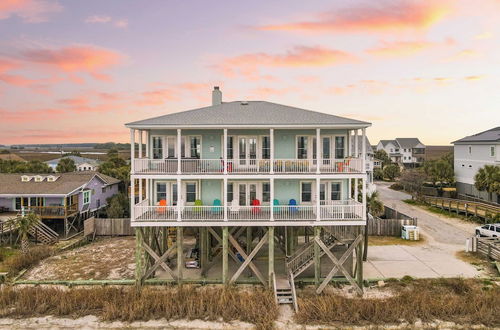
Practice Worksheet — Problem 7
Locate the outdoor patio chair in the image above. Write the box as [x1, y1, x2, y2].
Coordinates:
[212, 199, 222, 214]
[273, 199, 280, 213]
[289, 199, 298, 213]
[194, 199, 203, 213]
[230, 199, 240, 215]
[251, 199, 261, 214]
[156, 199, 167, 216]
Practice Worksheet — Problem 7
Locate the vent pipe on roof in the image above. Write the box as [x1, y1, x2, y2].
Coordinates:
[212, 86, 222, 106]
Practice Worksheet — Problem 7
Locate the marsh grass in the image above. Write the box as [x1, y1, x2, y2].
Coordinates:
[0, 285, 278, 329]
[4, 245, 54, 277]
[295, 278, 499, 327]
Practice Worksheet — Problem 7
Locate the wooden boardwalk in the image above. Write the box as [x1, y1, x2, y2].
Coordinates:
[421, 196, 500, 220]
[468, 237, 500, 261]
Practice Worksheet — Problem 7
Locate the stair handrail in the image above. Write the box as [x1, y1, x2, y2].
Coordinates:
[288, 269, 298, 312]
[36, 221, 59, 238]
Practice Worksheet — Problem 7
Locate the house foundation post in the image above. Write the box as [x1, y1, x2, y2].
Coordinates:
[246, 227, 252, 276]
[222, 226, 229, 284]
[268, 226, 274, 286]
[314, 226, 321, 286]
[135, 228, 145, 287]
[356, 238, 364, 289]
[177, 227, 183, 283]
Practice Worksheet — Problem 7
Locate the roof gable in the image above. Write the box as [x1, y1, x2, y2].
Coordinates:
[395, 138, 424, 149]
[126, 101, 370, 128]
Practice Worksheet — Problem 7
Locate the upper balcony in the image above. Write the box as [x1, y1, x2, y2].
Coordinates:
[134, 157, 364, 175]
[127, 91, 371, 177]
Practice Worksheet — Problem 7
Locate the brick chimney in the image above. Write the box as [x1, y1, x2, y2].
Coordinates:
[212, 86, 222, 106]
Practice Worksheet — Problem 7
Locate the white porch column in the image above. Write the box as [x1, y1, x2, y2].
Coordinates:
[138, 179, 143, 202]
[130, 177, 135, 221]
[348, 178, 352, 199]
[362, 177, 367, 220]
[177, 178, 182, 221]
[362, 128, 366, 173]
[130, 128, 135, 173]
[354, 178, 358, 202]
[145, 179, 150, 200]
[270, 128, 274, 174]
[138, 130, 143, 158]
[316, 178, 321, 221]
[223, 178, 228, 221]
[316, 128, 321, 174]
[347, 130, 351, 157]
[270, 178, 274, 221]
[177, 129, 182, 174]
[145, 130, 150, 158]
[223, 128, 228, 174]
[354, 129, 358, 158]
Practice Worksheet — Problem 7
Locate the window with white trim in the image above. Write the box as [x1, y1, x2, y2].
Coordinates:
[83, 191, 91, 205]
[262, 182, 270, 202]
[152, 136, 163, 159]
[297, 136, 308, 159]
[186, 182, 197, 203]
[301, 182, 312, 203]
[490, 146, 495, 157]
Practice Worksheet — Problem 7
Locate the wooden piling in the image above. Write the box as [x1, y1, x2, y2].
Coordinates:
[314, 226, 321, 286]
[177, 227, 183, 283]
[222, 226, 229, 284]
[268, 226, 274, 287]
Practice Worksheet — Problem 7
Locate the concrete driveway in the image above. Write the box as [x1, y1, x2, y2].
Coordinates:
[364, 182, 481, 279]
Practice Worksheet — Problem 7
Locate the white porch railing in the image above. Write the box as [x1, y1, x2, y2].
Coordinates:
[133, 199, 364, 222]
[133, 158, 364, 174]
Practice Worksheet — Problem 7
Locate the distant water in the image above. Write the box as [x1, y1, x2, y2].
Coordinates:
[18, 151, 106, 155]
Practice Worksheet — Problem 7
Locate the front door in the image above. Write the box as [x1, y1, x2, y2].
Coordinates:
[155, 182, 178, 205]
[237, 137, 257, 167]
[319, 182, 342, 205]
[238, 183, 258, 206]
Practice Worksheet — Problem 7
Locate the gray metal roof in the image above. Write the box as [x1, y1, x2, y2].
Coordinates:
[0, 172, 120, 195]
[395, 138, 424, 149]
[452, 127, 500, 144]
[45, 155, 101, 166]
[379, 140, 399, 148]
[126, 101, 370, 128]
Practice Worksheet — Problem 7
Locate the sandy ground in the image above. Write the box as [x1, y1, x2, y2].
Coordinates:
[23, 237, 135, 280]
[0, 315, 490, 329]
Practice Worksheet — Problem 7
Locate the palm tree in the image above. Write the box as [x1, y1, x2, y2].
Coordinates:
[9, 212, 41, 254]
[367, 191, 384, 217]
[474, 165, 500, 201]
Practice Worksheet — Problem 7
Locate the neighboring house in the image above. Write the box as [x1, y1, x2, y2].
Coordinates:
[45, 155, 101, 172]
[376, 138, 425, 167]
[126, 86, 371, 287]
[351, 136, 376, 193]
[452, 127, 500, 204]
[0, 172, 120, 236]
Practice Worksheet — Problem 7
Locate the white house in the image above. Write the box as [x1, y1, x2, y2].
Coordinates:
[376, 138, 425, 167]
[45, 155, 101, 172]
[351, 136, 376, 193]
[452, 127, 500, 204]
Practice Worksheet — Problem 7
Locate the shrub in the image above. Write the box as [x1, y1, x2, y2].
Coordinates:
[4, 245, 54, 277]
[389, 183, 404, 190]
[383, 164, 401, 181]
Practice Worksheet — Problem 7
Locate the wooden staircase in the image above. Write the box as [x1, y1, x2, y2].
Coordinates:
[272, 272, 298, 312]
[285, 232, 337, 279]
[28, 222, 59, 244]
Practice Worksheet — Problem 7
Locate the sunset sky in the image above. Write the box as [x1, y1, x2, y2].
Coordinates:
[1, 0, 499, 145]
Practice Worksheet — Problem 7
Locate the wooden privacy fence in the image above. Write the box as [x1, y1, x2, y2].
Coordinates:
[383, 205, 414, 221]
[84, 217, 134, 237]
[466, 237, 500, 261]
[368, 217, 417, 236]
[421, 195, 499, 221]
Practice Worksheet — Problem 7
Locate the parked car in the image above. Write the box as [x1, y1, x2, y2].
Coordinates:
[185, 248, 200, 268]
[475, 223, 500, 237]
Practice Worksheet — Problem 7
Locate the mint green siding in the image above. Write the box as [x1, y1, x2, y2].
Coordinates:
[201, 179, 222, 205]
[274, 180, 300, 203]
[148, 128, 350, 160]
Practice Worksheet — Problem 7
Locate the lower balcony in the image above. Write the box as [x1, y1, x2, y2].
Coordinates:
[133, 199, 364, 226]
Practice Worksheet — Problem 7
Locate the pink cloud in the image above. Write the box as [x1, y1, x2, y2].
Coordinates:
[85, 15, 128, 28]
[135, 88, 179, 106]
[258, 1, 452, 33]
[366, 39, 454, 57]
[215, 46, 356, 79]
[0, 0, 62, 23]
